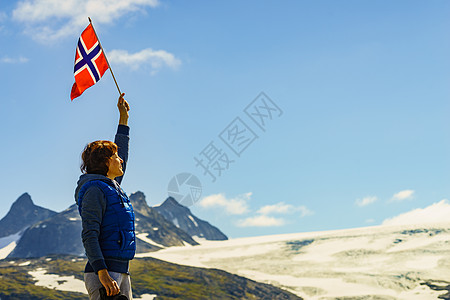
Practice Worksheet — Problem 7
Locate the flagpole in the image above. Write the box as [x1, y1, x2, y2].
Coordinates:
[88, 17, 122, 96]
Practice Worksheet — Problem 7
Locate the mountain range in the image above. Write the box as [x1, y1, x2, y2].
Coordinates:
[0, 192, 303, 299]
[4, 193, 449, 299]
[1, 191, 227, 259]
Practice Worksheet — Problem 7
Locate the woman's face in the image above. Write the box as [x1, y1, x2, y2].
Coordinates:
[107, 152, 124, 179]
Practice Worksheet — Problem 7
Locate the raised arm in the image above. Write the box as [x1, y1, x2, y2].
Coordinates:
[118, 93, 129, 126]
[115, 93, 130, 184]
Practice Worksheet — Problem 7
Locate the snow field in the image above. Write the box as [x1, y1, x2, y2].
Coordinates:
[139, 223, 450, 299]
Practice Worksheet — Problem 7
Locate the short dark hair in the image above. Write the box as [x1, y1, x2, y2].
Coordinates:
[81, 140, 118, 176]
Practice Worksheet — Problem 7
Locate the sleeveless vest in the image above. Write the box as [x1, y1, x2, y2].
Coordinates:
[77, 180, 136, 260]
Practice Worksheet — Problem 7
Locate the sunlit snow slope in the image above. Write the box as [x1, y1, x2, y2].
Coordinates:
[137, 223, 450, 299]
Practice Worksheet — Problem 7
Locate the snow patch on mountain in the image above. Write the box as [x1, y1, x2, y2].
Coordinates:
[0, 232, 21, 259]
[29, 268, 86, 293]
[135, 294, 157, 300]
[136, 233, 166, 249]
[192, 235, 208, 244]
[188, 215, 198, 227]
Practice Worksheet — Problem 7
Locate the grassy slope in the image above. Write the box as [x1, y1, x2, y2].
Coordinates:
[0, 256, 301, 300]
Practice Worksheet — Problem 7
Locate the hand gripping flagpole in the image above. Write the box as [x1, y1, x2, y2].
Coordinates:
[88, 17, 122, 96]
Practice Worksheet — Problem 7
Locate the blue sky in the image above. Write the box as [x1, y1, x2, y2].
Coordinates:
[1, 0, 449, 238]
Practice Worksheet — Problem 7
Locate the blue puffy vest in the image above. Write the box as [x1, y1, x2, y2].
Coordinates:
[77, 180, 136, 260]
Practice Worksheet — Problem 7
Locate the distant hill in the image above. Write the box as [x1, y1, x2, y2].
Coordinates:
[154, 196, 228, 241]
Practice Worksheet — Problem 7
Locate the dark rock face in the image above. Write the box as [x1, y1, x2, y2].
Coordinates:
[8, 191, 199, 258]
[130, 191, 199, 251]
[154, 196, 228, 241]
[0, 193, 56, 238]
[8, 205, 84, 258]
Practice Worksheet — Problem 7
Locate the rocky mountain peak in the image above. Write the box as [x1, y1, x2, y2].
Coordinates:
[154, 197, 228, 241]
[129, 191, 147, 205]
[161, 196, 183, 208]
[10, 193, 34, 210]
[0, 193, 57, 238]
[129, 191, 151, 215]
[130, 190, 145, 199]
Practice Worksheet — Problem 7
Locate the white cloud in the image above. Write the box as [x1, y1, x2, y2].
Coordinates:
[237, 215, 285, 227]
[199, 193, 251, 215]
[391, 189, 415, 202]
[257, 202, 292, 215]
[257, 202, 313, 217]
[298, 206, 314, 217]
[355, 196, 377, 207]
[0, 56, 29, 64]
[108, 48, 181, 74]
[237, 201, 312, 228]
[382, 199, 450, 226]
[199, 195, 312, 227]
[12, 0, 159, 42]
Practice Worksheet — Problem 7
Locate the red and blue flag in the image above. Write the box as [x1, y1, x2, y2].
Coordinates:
[70, 24, 109, 100]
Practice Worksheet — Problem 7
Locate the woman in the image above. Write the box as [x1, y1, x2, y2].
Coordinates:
[75, 93, 135, 299]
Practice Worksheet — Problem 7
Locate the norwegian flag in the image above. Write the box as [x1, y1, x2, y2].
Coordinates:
[70, 24, 109, 100]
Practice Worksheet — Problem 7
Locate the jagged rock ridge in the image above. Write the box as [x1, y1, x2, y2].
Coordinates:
[154, 196, 228, 241]
[129, 191, 198, 252]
